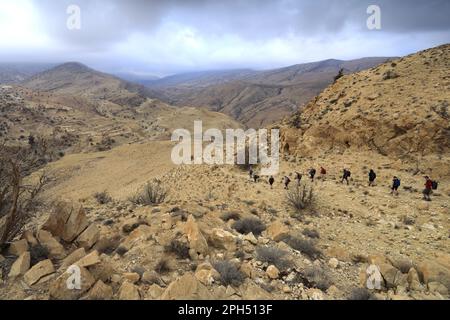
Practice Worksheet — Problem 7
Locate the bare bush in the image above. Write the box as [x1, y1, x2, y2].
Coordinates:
[302, 228, 320, 239]
[281, 235, 322, 260]
[94, 191, 112, 205]
[154, 258, 171, 274]
[286, 185, 314, 215]
[220, 211, 241, 222]
[348, 288, 377, 300]
[302, 266, 333, 291]
[164, 239, 190, 260]
[0, 142, 52, 248]
[130, 180, 167, 206]
[256, 246, 292, 271]
[212, 260, 246, 286]
[232, 217, 266, 236]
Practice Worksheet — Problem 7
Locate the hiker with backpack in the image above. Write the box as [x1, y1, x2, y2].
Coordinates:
[309, 168, 316, 182]
[320, 167, 327, 181]
[423, 176, 436, 201]
[253, 174, 260, 183]
[269, 176, 275, 189]
[369, 169, 377, 186]
[284, 176, 291, 190]
[295, 172, 302, 186]
[341, 169, 351, 185]
[391, 176, 401, 196]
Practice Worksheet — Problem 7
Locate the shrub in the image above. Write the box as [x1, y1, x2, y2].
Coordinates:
[302, 228, 320, 239]
[164, 239, 190, 260]
[29, 244, 49, 266]
[348, 288, 377, 300]
[232, 218, 266, 236]
[154, 258, 171, 274]
[256, 246, 292, 271]
[130, 180, 167, 206]
[94, 236, 121, 255]
[302, 266, 333, 291]
[286, 185, 314, 214]
[282, 235, 321, 260]
[115, 246, 128, 256]
[94, 191, 112, 205]
[220, 211, 241, 222]
[212, 260, 246, 287]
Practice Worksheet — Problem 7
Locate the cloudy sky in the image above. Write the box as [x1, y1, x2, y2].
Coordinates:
[0, 0, 449, 76]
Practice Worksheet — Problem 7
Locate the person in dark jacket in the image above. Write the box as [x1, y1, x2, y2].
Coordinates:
[341, 169, 351, 185]
[423, 176, 433, 201]
[391, 176, 401, 196]
[295, 172, 302, 186]
[269, 176, 275, 189]
[369, 169, 377, 186]
[309, 168, 316, 182]
[253, 174, 260, 183]
[284, 176, 291, 190]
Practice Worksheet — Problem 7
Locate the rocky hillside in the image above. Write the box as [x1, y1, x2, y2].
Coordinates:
[149, 58, 391, 128]
[0, 63, 55, 84]
[281, 44, 450, 175]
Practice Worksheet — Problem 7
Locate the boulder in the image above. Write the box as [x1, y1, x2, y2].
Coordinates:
[266, 265, 280, 279]
[119, 281, 141, 300]
[24, 259, 55, 286]
[22, 231, 38, 246]
[85, 280, 113, 300]
[428, 282, 448, 296]
[42, 202, 74, 237]
[61, 205, 89, 242]
[243, 232, 258, 245]
[160, 273, 213, 300]
[147, 284, 164, 300]
[195, 263, 220, 286]
[241, 282, 272, 300]
[49, 266, 95, 300]
[7, 239, 28, 256]
[123, 272, 140, 284]
[76, 224, 100, 249]
[75, 250, 101, 268]
[266, 220, 289, 241]
[142, 271, 164, 286]
[416, 259, 450, 290]
[8, 251, 31, 278]
[379, 263, 401, 289]
[184, 215, 209, 256]
[407, 268, 423, 291]
[60, 248, 86, 271]
[328, 258, 339, 269]
[37, 229, 66, 259]
[208, 228, 236, 251]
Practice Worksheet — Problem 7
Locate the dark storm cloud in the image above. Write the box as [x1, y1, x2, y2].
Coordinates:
[34, 0, 450, 48]
[1, 0, 449, 74]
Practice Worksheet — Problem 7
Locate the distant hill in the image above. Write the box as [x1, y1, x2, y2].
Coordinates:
[147, 57, 392, 128]
[281, 44, 450, 164]
[0, 63, 56, 84]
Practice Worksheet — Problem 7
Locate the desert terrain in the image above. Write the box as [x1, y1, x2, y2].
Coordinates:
[0, 44, 449, 301]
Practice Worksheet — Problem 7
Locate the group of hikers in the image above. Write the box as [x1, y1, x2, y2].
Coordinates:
[249, 166, 439, 201]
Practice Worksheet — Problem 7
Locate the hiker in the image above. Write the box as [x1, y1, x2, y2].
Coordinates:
[341, 169, 351, 185]
[253, 174, 260, 183]
[295, 172, 302, 186]
[423, 176, 433, 201]
[391, 176, 401, 196]
[369, 169, 377, 186]
[309, 168, 316, 182]
[249, 166, 253, 180]
[320, 167, 327, 180]
[284, 176, 291, 190]
[269, 176, 275, 189]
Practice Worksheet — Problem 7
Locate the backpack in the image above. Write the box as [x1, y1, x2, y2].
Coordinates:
[431, 181, 438, 190]
[394, 179, 401, 188]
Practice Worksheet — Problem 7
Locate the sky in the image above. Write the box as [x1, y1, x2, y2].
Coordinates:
[0, 0, 449, 77]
